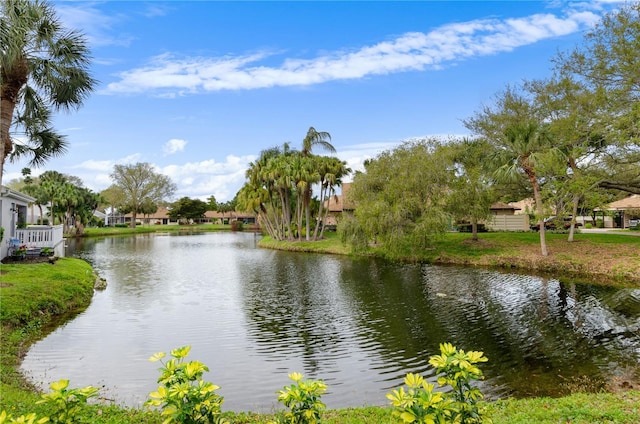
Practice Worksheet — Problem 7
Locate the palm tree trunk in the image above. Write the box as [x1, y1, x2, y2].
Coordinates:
[0, 98, 18, 187]
[318, 189, 335, 239]
[531, 175, 548, 256]
[296, 195, 303, 241]
[304, 188, 311, 241]
[312, 183, 327, 240]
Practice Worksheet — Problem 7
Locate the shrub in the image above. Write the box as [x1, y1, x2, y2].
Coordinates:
[230, 220, 244, 231]
[37, 379, 99, 423]
[1, 380, 98, 424]
[270, 373, 327, 424]
[386, 373, 453, 423]
[145, 346, 227, 424]
[388, 342, 492, 424]
[0, 411, 48, 424]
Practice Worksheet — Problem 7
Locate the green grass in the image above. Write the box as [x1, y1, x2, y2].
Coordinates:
[260, 231, 640, 286]
[2, 240, 640, 423]
[80, 223, 240, 237]
[257, 231, 352, 255]
[1, 258, 96, 394]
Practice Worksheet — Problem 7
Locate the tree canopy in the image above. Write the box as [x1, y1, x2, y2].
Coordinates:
[339, 139, 452, 258]
[237, 130, 349, 241]
[110, 162, 177, 228]
[169, 197, 208, 222]
[0, 0, 96, 187]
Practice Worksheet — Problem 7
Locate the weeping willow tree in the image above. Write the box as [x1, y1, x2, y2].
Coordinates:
[339, 139, 453, 258]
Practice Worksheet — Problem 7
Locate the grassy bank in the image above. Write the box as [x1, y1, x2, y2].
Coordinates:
[1, 242, 639, 422]
[79, 223, 259, 238]
[260, 231, 640, 286]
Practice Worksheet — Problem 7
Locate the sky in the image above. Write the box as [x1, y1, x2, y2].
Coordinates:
[4, 0, 623, 202]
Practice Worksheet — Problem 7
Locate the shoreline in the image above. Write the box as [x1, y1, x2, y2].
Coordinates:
[258, 231, 640, 287]
[2, 231, 639, 422]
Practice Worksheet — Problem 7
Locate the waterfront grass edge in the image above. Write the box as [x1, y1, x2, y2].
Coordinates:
[1, 244, 639, 423]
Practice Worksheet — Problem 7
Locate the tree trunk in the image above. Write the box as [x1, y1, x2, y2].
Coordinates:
[532, 181, 548, 256]
[304, 188, 311, 241]
[0, 98, 18, 188]
[471, 218, 479, 241]
[567, 193, 580, 242]
[525, 162, 548, 256]
[312, 184, 327, 241]
[130, 211, 137, 228]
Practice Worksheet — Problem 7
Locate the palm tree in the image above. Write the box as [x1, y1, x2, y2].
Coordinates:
[301, 127, 335, 157]
[0, 0, 96, 186]
[300, 127, 335, 240]
[312, 156, 351, 240]
[496, 122, 552, 256]
[465, 85, 557, 256]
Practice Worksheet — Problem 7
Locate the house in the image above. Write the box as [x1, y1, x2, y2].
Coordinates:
[120, 207, 257, 226]
[490, 202, 520, 215]
[600, 195, 640, 229]
[1, 186, 64, 258]
[323, 183, 353, 226]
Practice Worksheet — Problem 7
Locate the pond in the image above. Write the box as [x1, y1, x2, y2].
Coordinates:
[21, 232, 640, 412]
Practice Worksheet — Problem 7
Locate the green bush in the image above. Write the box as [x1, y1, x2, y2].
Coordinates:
[388, 342, 492, 424]
[145, 346, 227, 424]
[37, 379, 98, 423]
[270, 373, 327, 424]
[1, 379, 98, 424]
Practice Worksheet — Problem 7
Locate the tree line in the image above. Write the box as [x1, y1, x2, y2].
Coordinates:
[236, 127, 351, 241]
[3, 0, 638, 255]
[9, 161, 245, 232]
[342, 3, 640, 257]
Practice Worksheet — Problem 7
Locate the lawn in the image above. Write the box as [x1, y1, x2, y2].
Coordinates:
[260, 231, 640, 286]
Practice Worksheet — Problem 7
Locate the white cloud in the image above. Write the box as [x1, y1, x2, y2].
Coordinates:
[104, 6, 603, 96]
[163, 139, 188, 156]
[73, 159, 113, 172]
[158, 154, 256, 201]
[56, 3, 133, 48]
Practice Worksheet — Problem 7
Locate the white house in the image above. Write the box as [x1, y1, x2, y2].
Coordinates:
[0, 186, 64, 259]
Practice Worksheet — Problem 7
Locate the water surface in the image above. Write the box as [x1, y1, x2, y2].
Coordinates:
[21, 232, 640, 411]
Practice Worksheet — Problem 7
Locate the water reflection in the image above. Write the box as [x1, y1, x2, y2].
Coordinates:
[20, 233, 640, 412]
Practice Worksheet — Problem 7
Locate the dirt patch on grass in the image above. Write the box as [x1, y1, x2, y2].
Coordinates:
[462, 238, 496, 248]
[1, 256, 55, 265]
[437, 237, 640, 286]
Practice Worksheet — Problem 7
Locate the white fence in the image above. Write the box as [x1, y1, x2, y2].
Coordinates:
[15, 225, 64, 251]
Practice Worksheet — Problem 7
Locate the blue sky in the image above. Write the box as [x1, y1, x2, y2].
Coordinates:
[5, 1, 621, 202]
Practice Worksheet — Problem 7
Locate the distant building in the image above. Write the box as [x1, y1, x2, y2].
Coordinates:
[323, 183, 353, 226]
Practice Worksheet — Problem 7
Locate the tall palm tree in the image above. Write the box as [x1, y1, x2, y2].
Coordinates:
[465, 85, 556, 257]
[300, 127, 335, 240]
[0, 0, 96, 186]
[313, 156, 350, 240]
[301, 127, 335, 157]
[496, 122, 552, 256]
